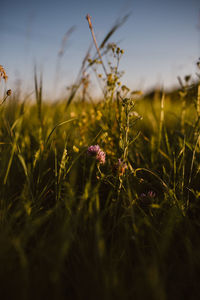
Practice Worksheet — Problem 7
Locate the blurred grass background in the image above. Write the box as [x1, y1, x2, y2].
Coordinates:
[0, 76, 200, 299]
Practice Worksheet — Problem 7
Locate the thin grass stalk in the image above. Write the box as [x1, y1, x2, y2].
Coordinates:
[197, 82, 200, 118]
[54, 146, 58, 202]
[34, 67, 43, 125]
[66, 48, 91, 108]
[181, 96, 186, 134]
[158, 92, 165, 150]
[0, 90, 11, 106]
[181, 137, 185, 199]
[3, 118, 22, 185]
[86, 14, 108, 77]
[187, 133, 200, 207]
[173, 151, 176, 194]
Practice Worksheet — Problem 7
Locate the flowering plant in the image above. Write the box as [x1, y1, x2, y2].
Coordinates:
[87, 144, 106, 164]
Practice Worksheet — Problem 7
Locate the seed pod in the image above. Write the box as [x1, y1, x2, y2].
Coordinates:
[6, 89, 11, 96]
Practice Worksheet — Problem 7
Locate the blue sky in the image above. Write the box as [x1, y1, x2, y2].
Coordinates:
[1, 0, 200, 99]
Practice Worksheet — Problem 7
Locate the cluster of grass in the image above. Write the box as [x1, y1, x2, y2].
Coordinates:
[1, 19, 200, 300]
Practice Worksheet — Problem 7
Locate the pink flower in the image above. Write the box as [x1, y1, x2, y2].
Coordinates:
[96, 150, 106, 164]
[139, 191, 156, 205]
[87, 145, 100, 156]
[87, 144, 106, 164]
[140, 191, 156, 199]
[114, 158, 128, 176]
[147, 191, 156, 198]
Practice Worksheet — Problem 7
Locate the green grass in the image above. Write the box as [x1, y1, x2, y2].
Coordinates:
[1, 21, 200, 299]
[0, 87, 200, 299]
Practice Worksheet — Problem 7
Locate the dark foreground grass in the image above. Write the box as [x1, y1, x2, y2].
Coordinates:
[0, 87, 200, 300]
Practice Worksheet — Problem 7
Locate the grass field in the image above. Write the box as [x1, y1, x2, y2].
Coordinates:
[1, 21, 200, 299]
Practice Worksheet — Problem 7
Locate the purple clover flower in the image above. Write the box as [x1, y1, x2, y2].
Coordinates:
[118, 158, 128, 169]
[87, 144, 100, 156]
[140, 191, 156, 199]
[140, 193, 147, 199]
[96, 150, 106, 164]
[139, 190, 156, 205]
[87, 144, 106, 164]
[116, 158, 128, 175]
[147, 191, 156, 198]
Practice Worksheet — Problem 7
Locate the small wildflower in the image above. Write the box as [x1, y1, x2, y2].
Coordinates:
[147, 191, 156, 198]
[87, 144, 100, 156]
[70, 111, 76, 118]
[87, 144, 106, 164]
[96, 110, 102, 120]
[139, 190, 156, 205]
[114, 158, 128, 176]
[73, 145, 79, 153]
[96, 150, 106, 164]
[140, 193, 146, 199]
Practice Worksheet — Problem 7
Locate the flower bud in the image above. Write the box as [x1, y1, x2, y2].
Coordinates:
[6, 89, 11, 96]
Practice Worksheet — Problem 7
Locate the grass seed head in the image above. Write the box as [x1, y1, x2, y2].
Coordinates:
[6, 89, 12, 96]
[0, 65, 8, 82]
